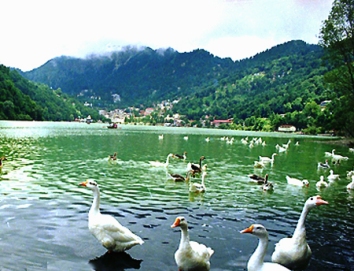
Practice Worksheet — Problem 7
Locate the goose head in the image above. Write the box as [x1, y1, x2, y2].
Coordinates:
[302, 180, 310, 187]
[171, 216, 188, 230]
[240, 224, 268, 238]
[305, 195, 328, 210]
[79, 179, 98, 190]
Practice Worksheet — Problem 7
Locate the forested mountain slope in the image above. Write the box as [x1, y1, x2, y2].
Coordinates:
[173, 41, 329, 124]
[0, 65, 103, 121]
[21, 40, 328, 112]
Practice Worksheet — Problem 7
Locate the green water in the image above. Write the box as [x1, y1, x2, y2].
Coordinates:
[0, 121, 353, 271]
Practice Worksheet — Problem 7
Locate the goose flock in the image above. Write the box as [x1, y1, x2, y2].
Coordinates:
[92, 135, 353, 270]
[80, 174, 329, 271]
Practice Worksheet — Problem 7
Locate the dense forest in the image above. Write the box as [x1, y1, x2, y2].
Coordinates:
[0, 65, 105, 121]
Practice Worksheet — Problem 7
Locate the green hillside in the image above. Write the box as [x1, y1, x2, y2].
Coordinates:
[0, 65, 105, 121]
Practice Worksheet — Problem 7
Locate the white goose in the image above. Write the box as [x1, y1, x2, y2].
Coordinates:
[259, 153, 277, 164]
[347, 175, 354, 190]
[79, 179, 144, 252]
[286, 175, 309, 187]
[271, 195, 328, 270]
[240, 224, 290, 271]
[275, 144, 287, 153]
[282, 139, 291, 149]
[324, 149, 334, 157]
[189, 171, 207, 193]
[331, 149, 349, 163]
[316, 176, 328, 189]
[327, 169, 340, 182]
[171, 216, 214, 271]
[149, 153, 174, 167]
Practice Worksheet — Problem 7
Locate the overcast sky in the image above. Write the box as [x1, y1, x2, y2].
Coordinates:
[1, 0, 333, 71]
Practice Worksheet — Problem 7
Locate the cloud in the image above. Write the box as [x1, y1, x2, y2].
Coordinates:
[0, 0, 333, 71]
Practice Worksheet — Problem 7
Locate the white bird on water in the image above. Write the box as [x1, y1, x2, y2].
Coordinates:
[149, 153, 174, 167]
[79, 179, 144, 252]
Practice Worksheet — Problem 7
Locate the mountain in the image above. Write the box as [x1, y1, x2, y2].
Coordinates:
[20, 46, 238, 107]
[17, 40, 332, 133]
[172, 40, 328, 125]
[21, 41, 325, 111]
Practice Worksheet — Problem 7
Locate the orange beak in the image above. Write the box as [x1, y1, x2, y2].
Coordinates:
[171, 217, 181, 228]
[315, 195, 329, 205]
[240, 224, 254, 234]
[79, 180, 88, 187]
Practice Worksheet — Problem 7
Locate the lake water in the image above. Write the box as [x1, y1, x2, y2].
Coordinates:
[0, 121, 353, 271]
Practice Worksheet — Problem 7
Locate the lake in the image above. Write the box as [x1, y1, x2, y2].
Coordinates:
[0, 121, 353, 271]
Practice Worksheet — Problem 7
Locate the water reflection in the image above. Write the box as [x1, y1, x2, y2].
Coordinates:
[89, 252, 142, 271]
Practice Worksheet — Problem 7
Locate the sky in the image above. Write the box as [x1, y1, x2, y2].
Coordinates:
[1, 0, 333, 71]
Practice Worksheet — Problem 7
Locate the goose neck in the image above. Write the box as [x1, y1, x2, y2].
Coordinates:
[293, 204, 310, 240]
[89, 187, 100, 216]
[248, 235, 268, 269]
[179, 226, 191, 249]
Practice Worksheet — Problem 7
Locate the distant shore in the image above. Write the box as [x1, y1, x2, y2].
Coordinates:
[313, 137, 354, 147]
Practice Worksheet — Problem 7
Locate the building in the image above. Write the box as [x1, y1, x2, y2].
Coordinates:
[211, 119, 233, 127]
[278, 124, 296, 132]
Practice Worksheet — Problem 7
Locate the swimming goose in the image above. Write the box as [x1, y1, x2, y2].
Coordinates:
[316, 176, 328, 189]
[168, 171, 191, 182]
[149, 153, 174, 167]
[241, 224, 290, 271]
[187, 156, 206, 176]
[259, 153, 277, 164]
[347, 176, 354, 190]
[317, 159, 330, 169]
[331, 149, 349, 162]
[158, 134, 164, 140]
[282, 139, 291, 149]
[262, 182, 274, 191]
[327, 170, 340, 182]
[189, 172, 207, 193]
[108, 152, 117, 161]
[174, 151, 187, 160]
[183, 136, 188, 140]
[271, 195, 328, 270]
[248, 174, 269, 184]
[324, 149, 334, 157]
[347, 170, 354, 179]
[79, 179, 144, 252]
[275, 144, 287, 153]
[286, 176, 310, 187]
[171, 216, 214, 271]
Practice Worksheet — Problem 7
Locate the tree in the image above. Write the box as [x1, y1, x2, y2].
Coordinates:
[319, 0, 354, 136]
